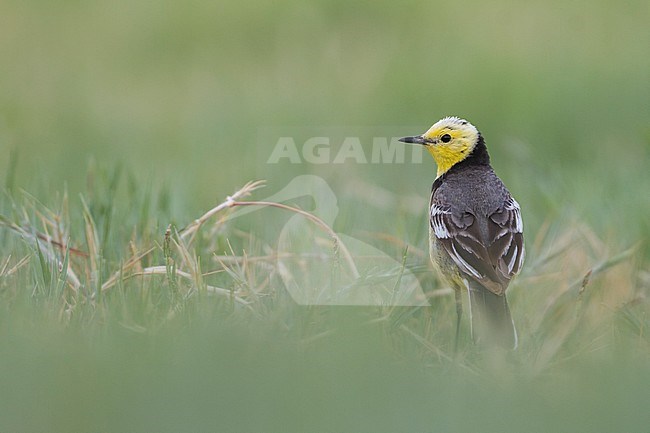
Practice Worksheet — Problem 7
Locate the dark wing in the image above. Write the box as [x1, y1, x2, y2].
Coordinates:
[430, 196, 524, 295]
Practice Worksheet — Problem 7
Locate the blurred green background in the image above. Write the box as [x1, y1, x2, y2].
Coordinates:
[2, 0, 649, 238]
[1, 0, 649, 432]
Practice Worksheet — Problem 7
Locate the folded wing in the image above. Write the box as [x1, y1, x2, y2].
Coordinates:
[430, 197, 524, 295]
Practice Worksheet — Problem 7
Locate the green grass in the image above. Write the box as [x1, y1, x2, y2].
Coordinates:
[1, 0, 649, 432]
[1, 165, 647, 432]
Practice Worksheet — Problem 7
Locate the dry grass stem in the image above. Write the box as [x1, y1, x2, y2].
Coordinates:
[136, 266, 250, 307]
[180, 180, 266, 243]
[101, 246, 156, 292]
[229, 200, 360, 279]
[0, 215, 87, 257]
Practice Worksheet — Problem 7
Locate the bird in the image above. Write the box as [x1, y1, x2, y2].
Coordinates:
[399, 116, 524, 349]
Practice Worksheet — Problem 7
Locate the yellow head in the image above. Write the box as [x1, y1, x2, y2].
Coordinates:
[399, 116, 481, 178]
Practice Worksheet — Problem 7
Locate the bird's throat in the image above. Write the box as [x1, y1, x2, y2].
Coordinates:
[427, 146, 468, 178]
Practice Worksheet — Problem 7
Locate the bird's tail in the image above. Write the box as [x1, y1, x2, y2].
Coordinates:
[467, 282, 517, 349]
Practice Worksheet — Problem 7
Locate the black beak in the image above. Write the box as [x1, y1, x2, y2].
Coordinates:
[398, 135, 427, 145]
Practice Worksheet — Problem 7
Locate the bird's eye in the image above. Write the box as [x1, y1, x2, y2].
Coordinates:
[440, 134, 452, 143]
